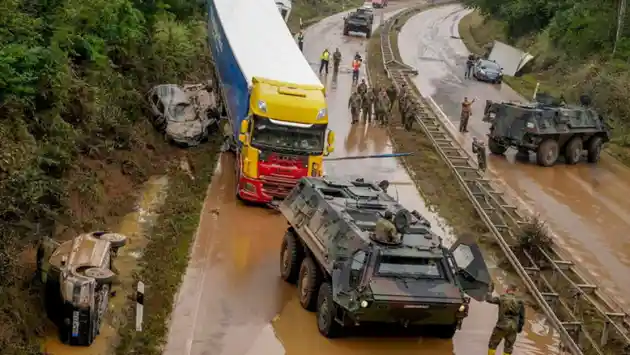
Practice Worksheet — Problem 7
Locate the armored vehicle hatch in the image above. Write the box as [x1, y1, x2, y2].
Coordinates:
[483, 95, 611, 167]
[278, 177, 492, 339]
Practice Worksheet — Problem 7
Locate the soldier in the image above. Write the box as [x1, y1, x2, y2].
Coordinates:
[332, 48, 342, 76]
[472, 137, 487, 172]
[378, 180, 390, 193]
[465, 54, 475, 79]
[459, 96, 476, 133]
[357, 78, 368, 97]
[375, 88, 390, 125]
[403, 99, 418, 131]
[386, 83, 397, 112]
[398, 83, 408, 117]
[348, 91, 362, 124]
[374, 210, 399, 243]
[361, 88, 375, 123]
[486, 284, 526, 355]
[297, 30, 305, 52]
[36, 235, 58, 284]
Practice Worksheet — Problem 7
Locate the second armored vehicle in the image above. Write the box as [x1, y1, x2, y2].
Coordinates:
[483, 95, 611, 166]
[278, 177, 492, 338]
[343, 8, 373, 38]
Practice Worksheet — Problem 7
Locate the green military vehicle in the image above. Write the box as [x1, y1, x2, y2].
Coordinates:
[278, 177, 492, 338]
[343, 7, 373, 38]
[483, 94, 611, 167]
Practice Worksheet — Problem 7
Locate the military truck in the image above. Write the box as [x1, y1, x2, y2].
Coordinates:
[45, 231, 127, 346]
[278, 177, 492, 338]
[483, 95, 611, 167]
[343, 8, 373, 38]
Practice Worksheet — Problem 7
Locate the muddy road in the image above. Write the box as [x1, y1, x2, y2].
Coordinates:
[163, 4, 558, 355]
[398, 4, 630, 309]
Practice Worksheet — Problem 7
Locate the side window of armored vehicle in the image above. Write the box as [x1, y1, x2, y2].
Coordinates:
[377, 256, 443, 279]
[349, 251, 367, 288]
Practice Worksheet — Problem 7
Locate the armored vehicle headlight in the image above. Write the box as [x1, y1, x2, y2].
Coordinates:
[526, 122, 535, 129]
[360, 300, 369, 308]
[458, 304, 466, 312]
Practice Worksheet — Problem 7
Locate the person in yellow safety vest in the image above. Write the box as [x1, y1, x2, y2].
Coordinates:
[36, 235, 58, 284]
[351, 58, 361, 84]
[319, 49, 330, 75]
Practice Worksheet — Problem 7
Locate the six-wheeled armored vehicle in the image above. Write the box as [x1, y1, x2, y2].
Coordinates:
[343, 8, 373, 38]
[278, 177, 492, 338]
[45, 231, 127, 346]
[483, 95, 611, 166]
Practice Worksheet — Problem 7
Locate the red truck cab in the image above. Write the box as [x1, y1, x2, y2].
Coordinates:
[372, 0, 388, 8]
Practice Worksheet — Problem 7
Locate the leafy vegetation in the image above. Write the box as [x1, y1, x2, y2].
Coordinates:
[0, 0, 213, 353]
[460, 0, 630, 163]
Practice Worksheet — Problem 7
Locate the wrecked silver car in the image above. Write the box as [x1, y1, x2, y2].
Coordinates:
[147, 83, 220, 146]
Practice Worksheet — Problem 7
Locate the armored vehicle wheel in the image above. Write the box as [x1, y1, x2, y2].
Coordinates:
[280, 230, 302, 284]
[298, 257, 322, 311]
[536, 139, 559, 167]
[564, 137, 583, 165]
[488, 138, 507, 155]
[587, 136, 603, 163]
[343, 26, 349, 36]
[433, 323, 458, 339]
[317, 282, 343, 338]
[366, 29, 371, 38]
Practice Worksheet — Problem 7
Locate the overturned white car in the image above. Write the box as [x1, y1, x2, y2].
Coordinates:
[147, 83, 220, 146]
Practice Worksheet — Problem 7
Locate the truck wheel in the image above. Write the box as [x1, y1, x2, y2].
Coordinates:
[317, 282, 343, 338]
[488, 138, 507, 155]
[280, 230, 302, 284]
[298, 257, 321, 311]
[536, 139, 559, 167]
[366, 30, 371, 38]
[564, 136, 583, 165]
[343, 27, 349, 36]
[587, 136, 603, 163]
[433, 323, 458, 339]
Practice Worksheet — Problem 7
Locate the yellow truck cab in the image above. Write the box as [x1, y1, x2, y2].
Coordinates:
[237, 78, 335, 202]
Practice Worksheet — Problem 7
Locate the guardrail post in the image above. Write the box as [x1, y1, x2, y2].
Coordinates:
[136, 281, 145, 332]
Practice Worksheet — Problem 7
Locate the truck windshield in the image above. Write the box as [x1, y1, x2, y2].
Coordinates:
[251, 116, 326, 154]
[377, 256, 445, 279]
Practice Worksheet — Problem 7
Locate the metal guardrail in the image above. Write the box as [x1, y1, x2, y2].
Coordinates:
[376, 4, 630, 355]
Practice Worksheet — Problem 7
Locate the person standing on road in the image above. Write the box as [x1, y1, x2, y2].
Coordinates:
[297, 30, 305, 52]
[403, 99, 419, 131]
[332, 48, 342, 76]
[465, 54, 475, 78]
[361, 87, 375, 123]
[357, 78, 368, 97]
[348, 91, 362, 124]
[398, 83, 408, 117]
[486, 283, 526, 355]
[376, 88, 390, 125]
[472, 137, 487, 173]
[386, 83, 397, 112]
[319, 48, 330, 75]
[351, 58, 361, 84]
[459, 96, 476, 133]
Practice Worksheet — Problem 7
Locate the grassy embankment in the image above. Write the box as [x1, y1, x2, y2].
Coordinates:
[458, 10, 630, 165]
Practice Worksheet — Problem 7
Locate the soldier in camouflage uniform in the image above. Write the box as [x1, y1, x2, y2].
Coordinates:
[403, 98, 419, 131]
[348, 91, 362, 124]
[375, 88, 390, 125]
[374, 210, 399, 243]
[486, 284, 526, 355]
[357, 78, 368, 96]
[398, 83, 408, 118]
[362, 87, 375, 123]
[386, 83, 397, 112]
[472, 137, 487, 172]
[36, 235, 58, 284]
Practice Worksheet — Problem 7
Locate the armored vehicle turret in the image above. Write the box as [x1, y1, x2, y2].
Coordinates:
[483, 95, 611, 167]
[278, 177, 492, 339]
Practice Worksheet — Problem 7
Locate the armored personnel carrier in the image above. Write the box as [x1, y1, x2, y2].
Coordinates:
[483, 94, 611, 167]
[343, 8, 373, 38]
[278, 177, 492, 338]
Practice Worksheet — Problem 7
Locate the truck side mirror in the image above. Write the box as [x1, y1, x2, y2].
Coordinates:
[327, 130, 335, 146]
[240, 120, 249, 134]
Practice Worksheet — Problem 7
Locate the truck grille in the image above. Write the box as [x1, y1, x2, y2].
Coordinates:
[260, 176, 299, 197]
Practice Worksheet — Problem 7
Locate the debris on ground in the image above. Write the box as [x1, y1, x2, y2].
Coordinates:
[516, 216, 552, 250]
[147, 83, 220, 147]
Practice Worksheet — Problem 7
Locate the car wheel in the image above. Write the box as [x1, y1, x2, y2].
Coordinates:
[298, 257, 322, 311]
[488, 138, 507, 155]
[536, 139, 560, 167]
[564, 136, 583, 165]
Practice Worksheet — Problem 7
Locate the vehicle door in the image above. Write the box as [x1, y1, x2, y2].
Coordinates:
[448, 233, 492, 301]
[331, 249, 369, 310]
